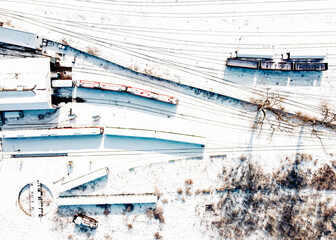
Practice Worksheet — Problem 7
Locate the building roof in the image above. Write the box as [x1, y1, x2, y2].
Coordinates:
[0, 27, 41, 50]
[0, 57, 53, 111]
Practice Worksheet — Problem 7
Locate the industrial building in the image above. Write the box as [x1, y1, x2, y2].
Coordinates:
[0, 57, 53, 111]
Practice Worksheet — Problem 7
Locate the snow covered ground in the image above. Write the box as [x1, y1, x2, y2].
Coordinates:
[1, 0, 336, 239]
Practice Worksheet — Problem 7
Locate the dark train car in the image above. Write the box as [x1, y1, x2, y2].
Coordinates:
[294, 62, 328, 71]
[260, 61, 293, 71]
[226, 58, 259, 69]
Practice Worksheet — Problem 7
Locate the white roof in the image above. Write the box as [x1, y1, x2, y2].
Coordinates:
[59, 167, 109, 193]
[235, 49, 274, 59]
[104, 127, 206, 145]
[0, 27, 41, 50]
[0, 57, 53, 111]
[57, 193, 157, 206]
[288, 51, 326, 59]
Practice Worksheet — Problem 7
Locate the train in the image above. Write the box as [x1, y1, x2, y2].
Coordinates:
[77, 80, 179, 105]
[226, 51, 328, 71]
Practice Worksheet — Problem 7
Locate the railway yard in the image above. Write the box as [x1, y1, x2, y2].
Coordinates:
[1, 0, 336, 239]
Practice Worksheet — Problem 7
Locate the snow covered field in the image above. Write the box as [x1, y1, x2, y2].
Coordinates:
[1, 0, 336, 239]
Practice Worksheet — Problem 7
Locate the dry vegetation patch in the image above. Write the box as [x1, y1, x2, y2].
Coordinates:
[201, 156, 336, 239]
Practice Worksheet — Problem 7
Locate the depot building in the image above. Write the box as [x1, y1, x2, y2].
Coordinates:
[0, 57, 53, 111]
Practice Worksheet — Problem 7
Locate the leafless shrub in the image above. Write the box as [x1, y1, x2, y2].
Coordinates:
[185, 187, 192, 196]
[161, 198, 169, 204]
[104, 233, 112, 240]
[103, 208, 110, 216]
[312, 164, 336, 190]
[239, 154, 247, 161]
[4, 20, 14, 28]
[331, 160, 336, 169]
[124, 204, 134, 213]
[127, 223, 133, 229]
[146, 208, 154, 219]
[67, 234, 73, 240]
[185, 179, 194, 185]
[154, 232, 162, 239]
[154, 186, 163, 200]
[250, 90, 291, 139]
[154, 207, 165, 223]
[61, 38, 69, 45]
[86, 47, 99, 56]
[195, 189, 202, 195]
[177, 188, 183, 194]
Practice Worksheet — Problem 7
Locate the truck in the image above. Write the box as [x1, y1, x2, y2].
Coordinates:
[73, 214, 98, 229]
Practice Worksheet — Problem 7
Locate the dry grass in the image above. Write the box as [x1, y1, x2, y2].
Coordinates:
[154, 186, 163, 200]
[103, 207, 110, 216]
[127, 223, 133, 229]
[86, 46, 100, 56]
[61, 38, 69, 45]
[312, 164, 336, 190]
[161, 198, 169, 204]
[185, 187, 193, 196]
[185, 179, 194, 185]
[104, 234, 112, 240]
[154, 232, 162, 239]
[146, 208, 154, 219]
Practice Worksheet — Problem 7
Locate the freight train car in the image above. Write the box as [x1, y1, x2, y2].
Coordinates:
[226, 58, 259, 69]
[76, 80, 179, 105]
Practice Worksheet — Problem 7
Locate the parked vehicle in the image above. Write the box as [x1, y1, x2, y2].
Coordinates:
[73, 214, 98, 229]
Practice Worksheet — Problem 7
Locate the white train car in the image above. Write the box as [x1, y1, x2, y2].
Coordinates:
[282, 52, 326, 60]
[234, 50, 273, 59]
[76, 80, 179, 105]
[57, 193, 157, 206]
[99, 82, 127, 92]
[76, 80, 98, 88]
[58, 167, 109, 193]
[126, 86, 179, 105]
[0, 127, 104, 138]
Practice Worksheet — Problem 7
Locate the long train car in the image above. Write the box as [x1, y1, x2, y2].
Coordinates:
[259, 61, 293, 71]
[126, 86, 179, 105]
[0, 127, 104, 139]
[76, 80, 179, 105]
[294, 62, 328, 71]
[226, 58, 259, 69]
